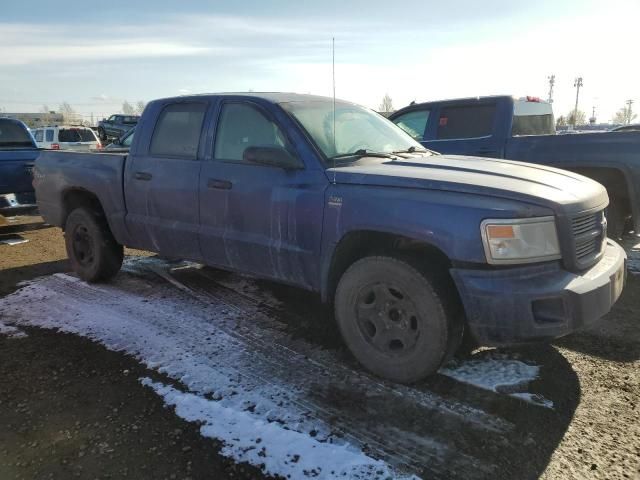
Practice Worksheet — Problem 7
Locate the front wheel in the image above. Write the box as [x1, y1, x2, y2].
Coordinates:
[64, 207, 123, 282]
[334, 256, 455, 383]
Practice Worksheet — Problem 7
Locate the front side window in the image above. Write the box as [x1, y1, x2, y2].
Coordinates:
[392, 109, 430, 141]
[108, 115, 117, 122]
[149, 103, 206, 159]
[282, 100, 424, 161]
[34, 129, 44, 142]
[436, 104, 496, 140]
[214, 103, 287, 161]
[45, 129, 54, 142]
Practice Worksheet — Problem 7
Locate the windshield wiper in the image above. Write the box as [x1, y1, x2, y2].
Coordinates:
[391, 146, 435, 155]
[329, 149, 397, 160]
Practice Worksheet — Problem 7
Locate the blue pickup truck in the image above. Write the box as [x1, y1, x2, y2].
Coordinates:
[33, 93, 626, 383]
[97, 114, 140, 142]
[0, 117, 39, 215]
[389, 96, 640, 237]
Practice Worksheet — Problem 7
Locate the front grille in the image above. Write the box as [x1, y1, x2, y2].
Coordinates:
[571, 210, 606, 266]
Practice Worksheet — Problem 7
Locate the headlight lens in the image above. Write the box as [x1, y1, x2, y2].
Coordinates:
[481, 217, 561, 264]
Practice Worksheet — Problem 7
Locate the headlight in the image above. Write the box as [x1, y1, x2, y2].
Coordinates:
[481, 216, 561, 264]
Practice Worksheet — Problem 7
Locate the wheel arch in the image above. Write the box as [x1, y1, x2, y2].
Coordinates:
[61, 188, 107, 231]
[571, 166, 635, 227]
[322, 229, 453, 304]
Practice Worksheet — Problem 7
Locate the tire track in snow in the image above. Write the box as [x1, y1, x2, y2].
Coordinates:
[0, 268, 504, 479]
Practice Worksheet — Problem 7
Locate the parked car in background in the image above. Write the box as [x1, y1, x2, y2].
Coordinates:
[389, 95, 640, 237]
[611, 124, 640, 133]
[0, 117, 39, 215]
[97, 114, 139, 141]
[34, 93, 626, 383]
[104, 127, 135, 152]
[32, 125, 101, 151]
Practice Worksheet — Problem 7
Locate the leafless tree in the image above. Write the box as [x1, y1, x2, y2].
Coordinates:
[122, 101, 135, 115]
[379, 94, 394, 113]
[135, 101, 146, 115]
[612, 105, 637, 125]
[566, 110, 586, 126]
[58, 102, 80, 124]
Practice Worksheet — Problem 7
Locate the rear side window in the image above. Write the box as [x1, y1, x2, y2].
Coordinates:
[58, 128, 97, 142]
[150, 103, 206, 159]
[122, 116, 138, 124]
[214, 103, 287, 161]
[34, 129, 44, 142]
[436, 104, 496, 140]
[0, 120, 34, 147]
[45, 129, 54, 142]
[392, 109, 430, 141]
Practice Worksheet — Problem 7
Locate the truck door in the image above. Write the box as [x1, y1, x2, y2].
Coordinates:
[124, 101, 208, 258]
[421, 102, 503, 157]
[198, 100, 326, 289]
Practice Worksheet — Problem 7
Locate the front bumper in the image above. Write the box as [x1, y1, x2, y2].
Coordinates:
[451, 240, 627, 346]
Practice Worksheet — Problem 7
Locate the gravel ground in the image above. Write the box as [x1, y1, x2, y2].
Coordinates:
[0, 216, 639, 479]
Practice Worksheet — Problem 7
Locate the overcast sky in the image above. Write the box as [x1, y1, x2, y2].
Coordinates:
[0, 0, 637, 123]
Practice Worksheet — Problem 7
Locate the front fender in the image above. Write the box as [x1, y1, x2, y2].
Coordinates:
[319, 184, 553, 301]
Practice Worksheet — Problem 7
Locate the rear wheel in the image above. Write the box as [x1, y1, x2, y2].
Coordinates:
[64, 207, 123, 282]
[334, 256, 456, 383]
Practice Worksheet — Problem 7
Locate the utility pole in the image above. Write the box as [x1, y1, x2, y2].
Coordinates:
[573, 77, 583, 128]
[547, 74, 555, 104]
[625, 99, 634, 125]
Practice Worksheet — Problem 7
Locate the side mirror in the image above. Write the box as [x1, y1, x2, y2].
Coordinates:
[243, 146, 303, 170]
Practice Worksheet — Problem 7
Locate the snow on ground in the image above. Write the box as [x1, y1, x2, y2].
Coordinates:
[0, 260, 552, 478]
[143, 379, 396, 479]
[0, 272, 441, 478]
[0, 319, 27, 338]
[441, 353, 553, 408]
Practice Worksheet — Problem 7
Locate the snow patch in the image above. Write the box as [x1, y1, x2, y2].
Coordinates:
[441, 353, 553, 408]
[142, 379, 404, 480]
[0, 320, 27, 338]
[0, 273, 435, 479]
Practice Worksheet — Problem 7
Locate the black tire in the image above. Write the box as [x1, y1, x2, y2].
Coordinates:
[334, 256, 456, 383]
[607, 198, 630, 240]
[64, 207, 123, 282]
[97, 127, 106, 142]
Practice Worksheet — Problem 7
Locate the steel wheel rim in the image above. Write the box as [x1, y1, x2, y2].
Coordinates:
[354, 282, 422, 357]
[72, 225, 95, 266]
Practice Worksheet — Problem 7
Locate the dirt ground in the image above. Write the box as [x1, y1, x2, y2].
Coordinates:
[0, 215, 639, 480]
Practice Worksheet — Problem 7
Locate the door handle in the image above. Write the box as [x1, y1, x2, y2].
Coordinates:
[134, 171, 152, 181]
[207, 178, 232, 190]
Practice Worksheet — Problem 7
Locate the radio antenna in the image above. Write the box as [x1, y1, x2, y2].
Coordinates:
[332, 37, 336, 184]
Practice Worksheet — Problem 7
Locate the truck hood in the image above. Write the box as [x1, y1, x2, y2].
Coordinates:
[326, 154, 608, 215]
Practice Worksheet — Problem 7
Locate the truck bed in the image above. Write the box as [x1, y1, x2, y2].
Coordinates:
[34, 150, 128, 231]
[506, 131, 640, 170]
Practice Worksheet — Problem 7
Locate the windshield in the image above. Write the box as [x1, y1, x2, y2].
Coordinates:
[0, 119, 35, 148]
[282, 100, 425, 162]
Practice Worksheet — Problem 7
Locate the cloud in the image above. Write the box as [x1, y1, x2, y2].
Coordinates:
[2, 40, 215, 66]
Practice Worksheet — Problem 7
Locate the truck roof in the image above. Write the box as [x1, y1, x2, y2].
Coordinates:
[154, 92, 354, 105]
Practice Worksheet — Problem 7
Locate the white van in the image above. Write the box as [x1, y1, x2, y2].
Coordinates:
[32, 126, 101, 151]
